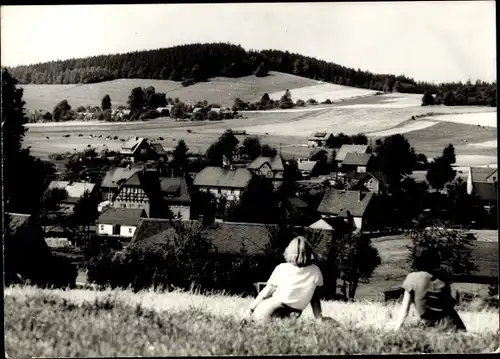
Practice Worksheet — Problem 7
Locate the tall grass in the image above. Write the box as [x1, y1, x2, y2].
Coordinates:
[5, 285, 499, 356]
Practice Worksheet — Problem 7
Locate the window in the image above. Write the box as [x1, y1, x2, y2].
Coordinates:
[100, 225, 104, 231]
[122, 203, 126, 208]
[128, 228, 133, 234]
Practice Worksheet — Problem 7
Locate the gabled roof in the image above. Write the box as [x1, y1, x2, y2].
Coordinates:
[48, 181, 96, 200]
[150, 143, 168, 156]
[286, 197, 309, 209]
[473, 182, 497, 202]
[160, 177, 191, 204]
[297, 160, 318, 172]
[342, 153, 373, 166]
[120, 137, 147, 154]
[193, 167, 253, 189]
[308, 132, 332, 141]
[248, 155, 285, 172]
[335, 145, 370, 162]
[317, 190, 374, 217]
[130, 219, 334, 258]
[101, 166, 144, 188]
[354, 172, 389, 190]
[470, 167, 498, 183]
[97, 207, 145, 226]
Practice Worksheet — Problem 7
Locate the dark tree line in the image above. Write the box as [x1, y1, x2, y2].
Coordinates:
[3, 42, 495, 105]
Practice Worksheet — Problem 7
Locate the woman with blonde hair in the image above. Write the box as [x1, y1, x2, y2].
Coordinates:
[244, 236, 326, 321]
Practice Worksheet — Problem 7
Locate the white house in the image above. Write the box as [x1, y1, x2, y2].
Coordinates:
[96, 207, 146, 238]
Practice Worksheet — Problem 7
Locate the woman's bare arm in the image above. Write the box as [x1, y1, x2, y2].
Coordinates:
[248, 284, 277, 311]
[310, 288, 323, 319]
[393, 290, 412, 330]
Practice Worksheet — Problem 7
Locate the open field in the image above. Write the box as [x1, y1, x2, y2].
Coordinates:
[4, 286, 499, 356]
[336, 92, 424, 109]
[268, 83, 378, 103]
[23, 108, 497, 166]
[21, 72, 496, 167]
[20, 72, 322, 111]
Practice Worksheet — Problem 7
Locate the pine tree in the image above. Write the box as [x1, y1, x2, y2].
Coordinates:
[101, 94, 111, 110]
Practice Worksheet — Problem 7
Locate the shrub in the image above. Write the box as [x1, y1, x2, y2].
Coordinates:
[296, 99, 306, 107]
[307, 98, 318, 105]
[85, 221, 262, 295]
[139, 109, 160, 121]
[406, 223, 478, 278]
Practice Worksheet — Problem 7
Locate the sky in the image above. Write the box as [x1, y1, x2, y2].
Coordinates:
[1, 2, 496, 83]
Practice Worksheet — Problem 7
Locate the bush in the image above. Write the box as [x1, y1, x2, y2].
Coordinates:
[86, 221, 262, 295]
[139, 109, 160, 121]
[406, 223, 478, 278]
[296, 99, 306, 107]
[307, 98, 318, 105]
[159, 109, 170, 117]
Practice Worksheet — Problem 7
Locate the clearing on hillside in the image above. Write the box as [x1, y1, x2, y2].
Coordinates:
[20, 71, 321, 111]
[268, 83, 378, 103]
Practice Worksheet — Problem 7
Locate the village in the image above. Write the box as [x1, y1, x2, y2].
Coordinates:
[25, 129, 496, 269]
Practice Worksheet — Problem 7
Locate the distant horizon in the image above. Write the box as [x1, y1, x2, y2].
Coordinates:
[1, 3, 496, 83]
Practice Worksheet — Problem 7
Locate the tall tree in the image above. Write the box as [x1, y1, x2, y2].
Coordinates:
[375, 134, 417, 192]
[241, 136, 262, 160]
[279, 89, 294, 109]
[52, 99, 73, 122]
[172, 140, 189, 177]
[442, 144, 456, 165]
[127, 87, 145, 112]
[426, 156, 456, 191]
[72, 190, 99, 245]
[2, 69, 57, 214]
[101, 94, 111, 110]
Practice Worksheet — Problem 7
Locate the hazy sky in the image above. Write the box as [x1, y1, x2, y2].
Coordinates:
[1, 2, 496, 83]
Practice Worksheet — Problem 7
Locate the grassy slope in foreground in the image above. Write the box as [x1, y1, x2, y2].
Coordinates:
[4, 286, 498, 356]
[20, 71, 321, 111]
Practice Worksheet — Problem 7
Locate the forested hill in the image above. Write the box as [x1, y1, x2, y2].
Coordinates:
[4, 42, 496, 106]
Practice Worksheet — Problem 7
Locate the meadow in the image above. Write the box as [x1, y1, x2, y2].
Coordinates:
[5, 285, 499, 357]
[24, 104, 497, 166]
[19, 71, 496, 166]
[20, 71, 321, 111]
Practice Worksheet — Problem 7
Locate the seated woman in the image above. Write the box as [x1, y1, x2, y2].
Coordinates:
[393, 246, 466, 332]
[244, 236, 326, 322]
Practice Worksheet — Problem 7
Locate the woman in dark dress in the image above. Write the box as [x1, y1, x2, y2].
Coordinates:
[393, 246, 466, 332]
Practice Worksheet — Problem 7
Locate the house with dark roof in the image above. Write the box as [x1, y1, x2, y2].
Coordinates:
[120, 136, 167, 163]
[130, 218, 334, 259]
[247, 155, 285, 188]
[297, 159, 319, 179]
[335, 145, 371, 164]
[96, 207, 146, 238]
[467, 167, 498, 207]
[317, 190, 375, 231]
[193, 166, 253, 202]
[308, 132, 333, 148]
[351, 172, 389, 195]
[341, 153, 375, 174]
[160, 176, 192, 220]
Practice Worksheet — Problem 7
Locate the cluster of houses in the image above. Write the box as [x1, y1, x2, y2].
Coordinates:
[39, 131, 497, 250]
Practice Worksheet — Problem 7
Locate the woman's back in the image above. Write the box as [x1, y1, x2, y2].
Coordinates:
[269, 263, 323, 311]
